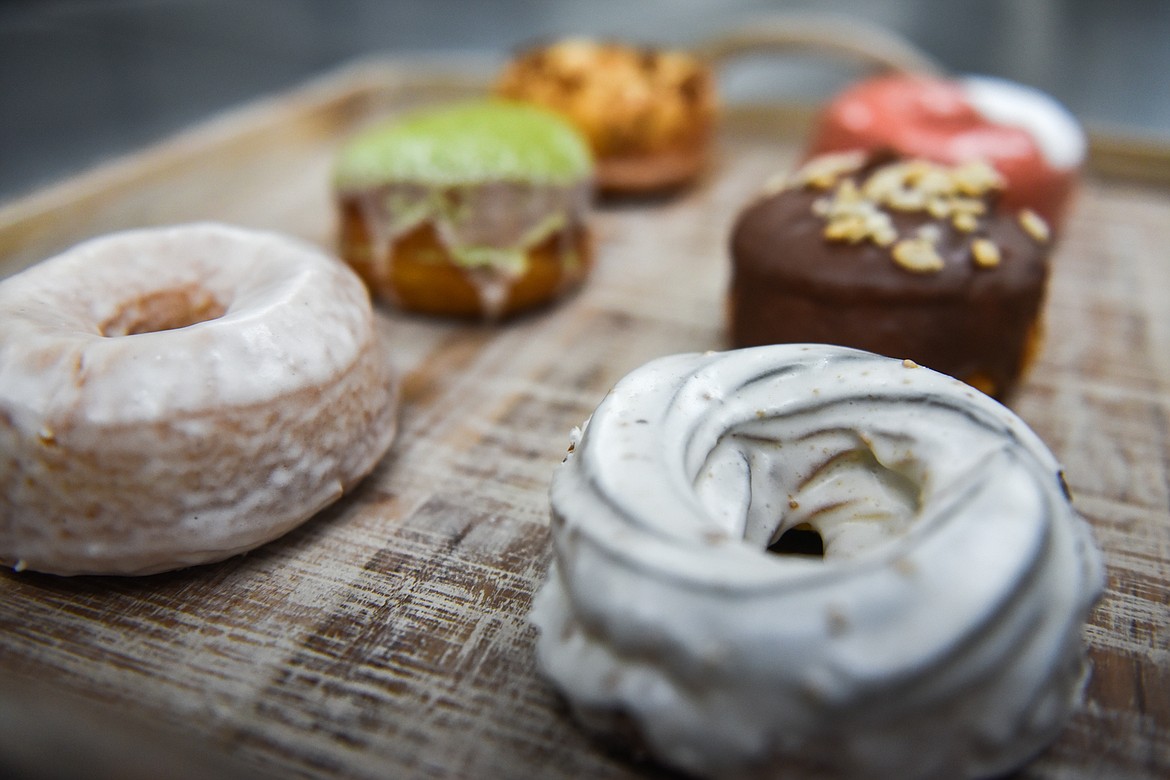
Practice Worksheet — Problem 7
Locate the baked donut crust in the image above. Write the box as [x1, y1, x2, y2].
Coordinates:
[0, 223, 398, 576]
[532, 345, 1102, 779]
[495, 38, 717, 194]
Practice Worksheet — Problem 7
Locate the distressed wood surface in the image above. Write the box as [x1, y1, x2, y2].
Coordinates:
[0, 60, 1167, 779]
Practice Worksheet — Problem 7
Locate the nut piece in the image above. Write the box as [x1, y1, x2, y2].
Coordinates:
[971, 238, 1002, 268]
[1018, 209, 1051, 243]
[892, 237, 945, 273]
[788, 151, 868, 191]
[952, 160, 1006, 195]
[818, 181, 898, 247]
[953, 212, 980, 232]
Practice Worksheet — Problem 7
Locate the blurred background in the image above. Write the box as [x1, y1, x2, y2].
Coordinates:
[2, 0, 1169, 202]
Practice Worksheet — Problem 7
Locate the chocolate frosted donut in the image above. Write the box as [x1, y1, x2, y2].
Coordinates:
[729, 152, 1053, 398]
[532, 344, 1102, 779]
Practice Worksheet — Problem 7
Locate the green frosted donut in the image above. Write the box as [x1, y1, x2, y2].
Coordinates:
[334, 99, 593, 189]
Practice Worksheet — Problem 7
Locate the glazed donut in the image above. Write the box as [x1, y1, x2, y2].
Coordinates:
[532, 344, 1103, 779]
[334, 100, 593, 319]
[0, 223, 398, 576]
[807, 73, 1086, 229]
[495, 38, 717, 194]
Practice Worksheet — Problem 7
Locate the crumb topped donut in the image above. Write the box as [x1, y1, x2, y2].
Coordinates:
[532, 344, 1103, 779]
[730, 151, 1053, 398]
[334, 99, 594, 319]
[495, 38, 717, 194]
[808, 73, 1086, 229]
[0, 223, 399, 576]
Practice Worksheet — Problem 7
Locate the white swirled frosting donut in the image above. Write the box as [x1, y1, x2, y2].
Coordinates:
[0, 223, 398, 576]
[532, 344, 1102, 779]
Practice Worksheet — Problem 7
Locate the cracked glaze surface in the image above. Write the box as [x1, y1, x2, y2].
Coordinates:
[532, 344, 1102, 779]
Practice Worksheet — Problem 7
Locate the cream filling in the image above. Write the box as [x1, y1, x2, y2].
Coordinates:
[532, 344, 1102, 779]
[348, 179, 590, 317]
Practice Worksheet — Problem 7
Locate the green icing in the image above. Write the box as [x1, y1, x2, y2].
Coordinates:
[334, 100, 593, 188]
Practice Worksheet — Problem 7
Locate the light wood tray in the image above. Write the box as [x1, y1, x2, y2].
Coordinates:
[1, 56, 1168, 779]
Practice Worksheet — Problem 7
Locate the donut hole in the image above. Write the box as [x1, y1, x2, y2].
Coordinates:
[700, 430, 924, 561]
[100, 285, 227, 337]
[766, 524, 825, 558]
[771, 446, 922, 560]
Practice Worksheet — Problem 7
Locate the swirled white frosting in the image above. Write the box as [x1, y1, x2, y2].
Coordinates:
[0, 223, 398, 575]
[532, 344, 1102, 779]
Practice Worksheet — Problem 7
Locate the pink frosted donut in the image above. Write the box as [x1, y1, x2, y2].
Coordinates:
[808, 73, 1086, 229]
[0, 223, 398, 576]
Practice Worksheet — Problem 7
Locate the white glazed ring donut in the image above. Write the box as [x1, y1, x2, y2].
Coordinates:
[532, 344, 1102, 779]
[0, 223, 398, 576]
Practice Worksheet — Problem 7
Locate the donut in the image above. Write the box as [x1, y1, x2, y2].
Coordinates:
[334, 100, 594, 319]
[807, 73, 1086, 229]
[495, 38, 717, 194]
[0, 223, 398, 576]
[532, 344, 1103, 779]
[729, 151, 1053, 398]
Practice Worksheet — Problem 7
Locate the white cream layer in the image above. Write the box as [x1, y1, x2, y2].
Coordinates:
[0, 223, 399, 575]
[961, 75, 1086, 170]
[532, 344, 1102, 779]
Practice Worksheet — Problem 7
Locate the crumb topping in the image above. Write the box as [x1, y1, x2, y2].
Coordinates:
[495, 38, 715, 156]
[776, 154, 1042, 274]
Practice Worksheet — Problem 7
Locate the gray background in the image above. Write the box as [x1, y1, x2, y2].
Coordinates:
[3, 0, 1169, 202]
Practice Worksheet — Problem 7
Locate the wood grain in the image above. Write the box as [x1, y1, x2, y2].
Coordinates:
[0, 60, 1167, 779]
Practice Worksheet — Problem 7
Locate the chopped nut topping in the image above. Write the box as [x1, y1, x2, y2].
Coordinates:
[816, 180, 897, 246]
[787, 150, 868, 190]
[892, 237, 945, 273]
[952, 212, 979, 232]
[915, 224, 943, 245]
[1018, 209, 1051, 243]
[971, 238, 1001, 268]
[902, 359, 920, 368]
[952, 160, 1005, 195]
[790, 154, 1013, 274]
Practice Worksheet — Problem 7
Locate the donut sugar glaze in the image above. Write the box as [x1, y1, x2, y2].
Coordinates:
[334, 99, 594, 319]
[495, 38, 717, 194]
[532, 344, 1103, 779]
[0, 223, 398, 576]
[808, 73, 1086, 228]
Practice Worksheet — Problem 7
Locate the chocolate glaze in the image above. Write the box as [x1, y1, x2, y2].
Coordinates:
[729, 162, 1051, 398]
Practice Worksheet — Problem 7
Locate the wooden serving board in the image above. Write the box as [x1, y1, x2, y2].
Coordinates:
[1, 59, 1168, 779]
